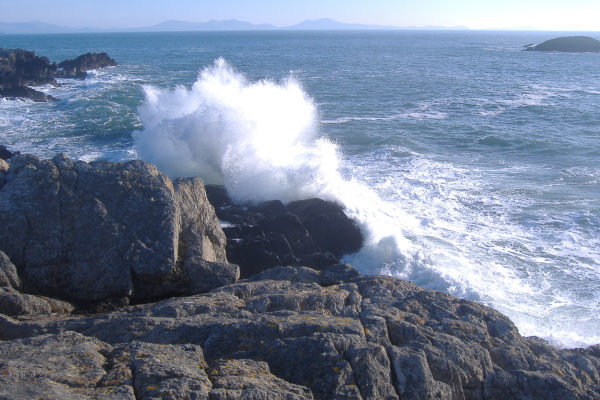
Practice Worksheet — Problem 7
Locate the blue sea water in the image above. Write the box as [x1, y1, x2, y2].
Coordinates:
[1, 31, 599, 348]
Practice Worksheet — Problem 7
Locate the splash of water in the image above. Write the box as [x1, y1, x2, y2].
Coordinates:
[133, 59, 600, 348]
[134, 58, 343, 203]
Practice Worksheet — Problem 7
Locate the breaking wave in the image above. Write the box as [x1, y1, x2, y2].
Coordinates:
[133, 59, 600, 348]
[134, 58, 343, 203]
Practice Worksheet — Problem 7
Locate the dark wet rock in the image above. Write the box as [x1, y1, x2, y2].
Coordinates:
[205, 185, 363, 278]
[0, 48, 117, 101]
[56, 52, 117, 78]
[0, 48, 58, 101]
[525, 36, 600, 52]
[0, 48, 57, 89]
[0, 145, 12, 160]
[287, 198, 363, 258]
[0, 153, 238, 310]
[0, 266, 598, 400]
[0, 85, 58, 101]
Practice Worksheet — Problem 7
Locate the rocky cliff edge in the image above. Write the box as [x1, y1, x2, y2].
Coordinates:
[0, 151, 598, 400]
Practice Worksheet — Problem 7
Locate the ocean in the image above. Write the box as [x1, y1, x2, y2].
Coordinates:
[1, 30, 599, 348]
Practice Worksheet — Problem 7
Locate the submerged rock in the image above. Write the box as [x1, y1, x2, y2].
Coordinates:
[525, 36, 600, 52]
[0, 265, 598, 399]
[0, 153, 238, 310]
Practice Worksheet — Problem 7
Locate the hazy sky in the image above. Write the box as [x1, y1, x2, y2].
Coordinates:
[1, 0, 599, 31]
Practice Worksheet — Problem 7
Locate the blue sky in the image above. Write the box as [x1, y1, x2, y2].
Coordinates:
[1, 0, 599, 31]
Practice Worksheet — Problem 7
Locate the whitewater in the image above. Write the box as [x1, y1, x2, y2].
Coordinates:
[1, 31, 599, 348]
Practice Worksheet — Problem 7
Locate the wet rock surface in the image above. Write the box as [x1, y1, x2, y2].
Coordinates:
[205, 185, 363, 278]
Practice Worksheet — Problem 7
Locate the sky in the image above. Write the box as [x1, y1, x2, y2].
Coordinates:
[1, 0, 599, 31]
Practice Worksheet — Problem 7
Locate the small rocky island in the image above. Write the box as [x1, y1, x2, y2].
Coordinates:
[524, 36, 600, 52]
[0, 48, 116, 101]
[0, 147, 599, 399]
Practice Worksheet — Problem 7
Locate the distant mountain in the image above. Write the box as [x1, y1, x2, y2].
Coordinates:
[0, 18, 467, 35]
[135, 19, 276, 32]
[284, 18, 400, 30]
[0, 21, 93, 34]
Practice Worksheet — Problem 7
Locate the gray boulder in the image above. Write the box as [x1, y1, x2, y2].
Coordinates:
[0, 153, 238, 309]
[0, 331, 316, 400]
[1, 265, 598, 400]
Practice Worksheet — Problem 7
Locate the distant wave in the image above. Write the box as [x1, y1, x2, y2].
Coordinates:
[321, 106, 448, 124]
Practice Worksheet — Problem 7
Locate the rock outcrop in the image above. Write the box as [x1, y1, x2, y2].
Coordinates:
[0, 265, 598, 400]
[524, 36, 600, 52]
[0, 153, 238, 311]
[0, 48, 117, 101]
[0, 48, 57, 88]
[206, 185, 363, 278]
[0, 48, 58, 101]
[56, 52, 117, 78]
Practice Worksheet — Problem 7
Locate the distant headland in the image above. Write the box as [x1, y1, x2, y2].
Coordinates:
[524, 36, 600, 52]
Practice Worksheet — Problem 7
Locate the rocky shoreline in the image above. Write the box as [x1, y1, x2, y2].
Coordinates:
[1, 148, 599, 399]
[0, 49, 117, 101]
